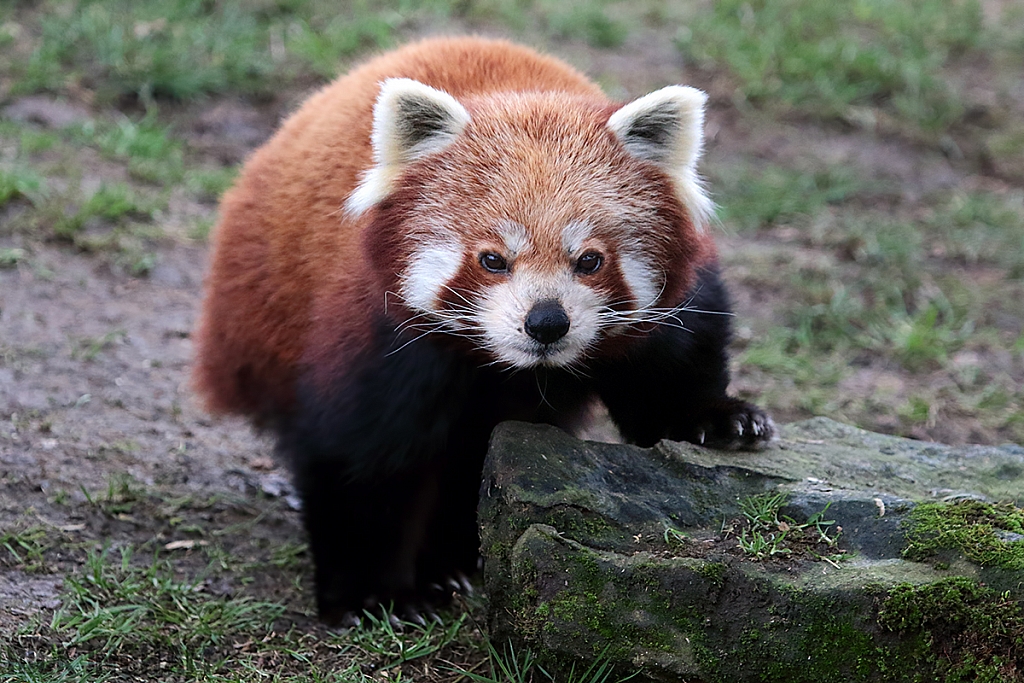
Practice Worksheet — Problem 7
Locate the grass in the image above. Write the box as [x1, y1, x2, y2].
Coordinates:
[0, 525, 49, 572]
[0, 115, 177, 275]
[729, 492, 843, 562]
[735, 250, 971, 369]
[723, 169, 1024, 440]
[0, 166, 47, 207]
[0, 247, 28, 268]
[53, 546, 282, 660]
[1, 531, 496, 682]
[7, 545, 305, 681]
[186, 166, 239, 203]
[923, 191, 1024, 276]
[4, 0, 640, 106]
[679, 0, 985, 133]
[713, 165, 866, 231]
[281, 2, 401, 80]
[454, 639, 632, 683]
[543, 1, 629, 49]
[351, 607, 467, 669]
[54, 182, 162, 237]
[67, 113, 185, 184]
[17, 0, 296, 101]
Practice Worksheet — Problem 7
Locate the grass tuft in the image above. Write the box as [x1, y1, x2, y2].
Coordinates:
[729, 492, 843, 562]
[352, 607, 467, 670]
[453, 638, 632, 683]
[0, 166, 48, 207]
[50, 545, 286, 671]
[715, 165, 865, 231]
[0, 525, 49, 571]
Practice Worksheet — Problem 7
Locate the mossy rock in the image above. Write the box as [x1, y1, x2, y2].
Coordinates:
[479, 419, 1024, 682]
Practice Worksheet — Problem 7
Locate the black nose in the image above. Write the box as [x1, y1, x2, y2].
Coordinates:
[524, 300, 570, 345]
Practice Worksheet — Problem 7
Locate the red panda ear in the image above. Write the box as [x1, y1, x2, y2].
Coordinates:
[607, 85, 714, 231]
[347, 79, 471, 216]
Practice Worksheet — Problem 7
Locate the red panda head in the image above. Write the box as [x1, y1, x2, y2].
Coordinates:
[351, 78, 714, 369]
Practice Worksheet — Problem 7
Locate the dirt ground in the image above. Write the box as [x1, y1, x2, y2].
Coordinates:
[0, 85, 311, 635]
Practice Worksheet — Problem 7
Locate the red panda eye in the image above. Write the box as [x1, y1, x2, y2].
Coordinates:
[575, 251, 603, 275]
[480, 252, 509, 273]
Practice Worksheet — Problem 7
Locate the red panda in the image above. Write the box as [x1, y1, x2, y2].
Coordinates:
[193, 36, 774, 625]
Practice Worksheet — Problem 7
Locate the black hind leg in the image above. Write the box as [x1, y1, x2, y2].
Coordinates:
[595, 265, 775, 450]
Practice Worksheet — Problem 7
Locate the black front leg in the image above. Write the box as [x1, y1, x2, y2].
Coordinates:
[594, 265, 774, 449]
[277, 329, 476, 624]
[297, 459, 441, 623]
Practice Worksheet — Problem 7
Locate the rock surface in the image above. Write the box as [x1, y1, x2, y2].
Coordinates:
[479, 418, 1024, 682]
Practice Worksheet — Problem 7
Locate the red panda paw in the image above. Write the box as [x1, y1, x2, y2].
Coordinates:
[689, 398, 776, 451]
[324, 592, 449, 631]
[323, 570, 474, 629]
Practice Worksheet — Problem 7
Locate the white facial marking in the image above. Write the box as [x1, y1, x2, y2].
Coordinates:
[497, 221, 530, 258]
[477, 267, 604, 368]
[561, 220, 593, 255]
[617, 249, 662, 312]
[400, 239, 464, 313]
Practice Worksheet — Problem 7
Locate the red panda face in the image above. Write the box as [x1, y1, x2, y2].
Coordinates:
[453, 217, 628, 369]
[354, 81, 713, 369]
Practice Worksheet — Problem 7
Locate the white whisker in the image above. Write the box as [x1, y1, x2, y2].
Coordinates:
[386, 328, 443, 356]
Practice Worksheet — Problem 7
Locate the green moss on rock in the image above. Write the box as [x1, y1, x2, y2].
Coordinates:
[904, 500, 1024, 570]
[879, 577, 1024, 682]
[695, 560, 727, 587]
[700, 585, 908, 683]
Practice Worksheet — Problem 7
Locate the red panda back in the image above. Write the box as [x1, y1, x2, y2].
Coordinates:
[192, 38, 609, 418]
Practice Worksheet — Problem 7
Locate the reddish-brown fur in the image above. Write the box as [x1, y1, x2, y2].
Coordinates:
[193, 37, 715, 419]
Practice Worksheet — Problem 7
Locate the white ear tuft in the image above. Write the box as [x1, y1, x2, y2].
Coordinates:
[346, 78, 471, 216]
[607, 85, 714, 231]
